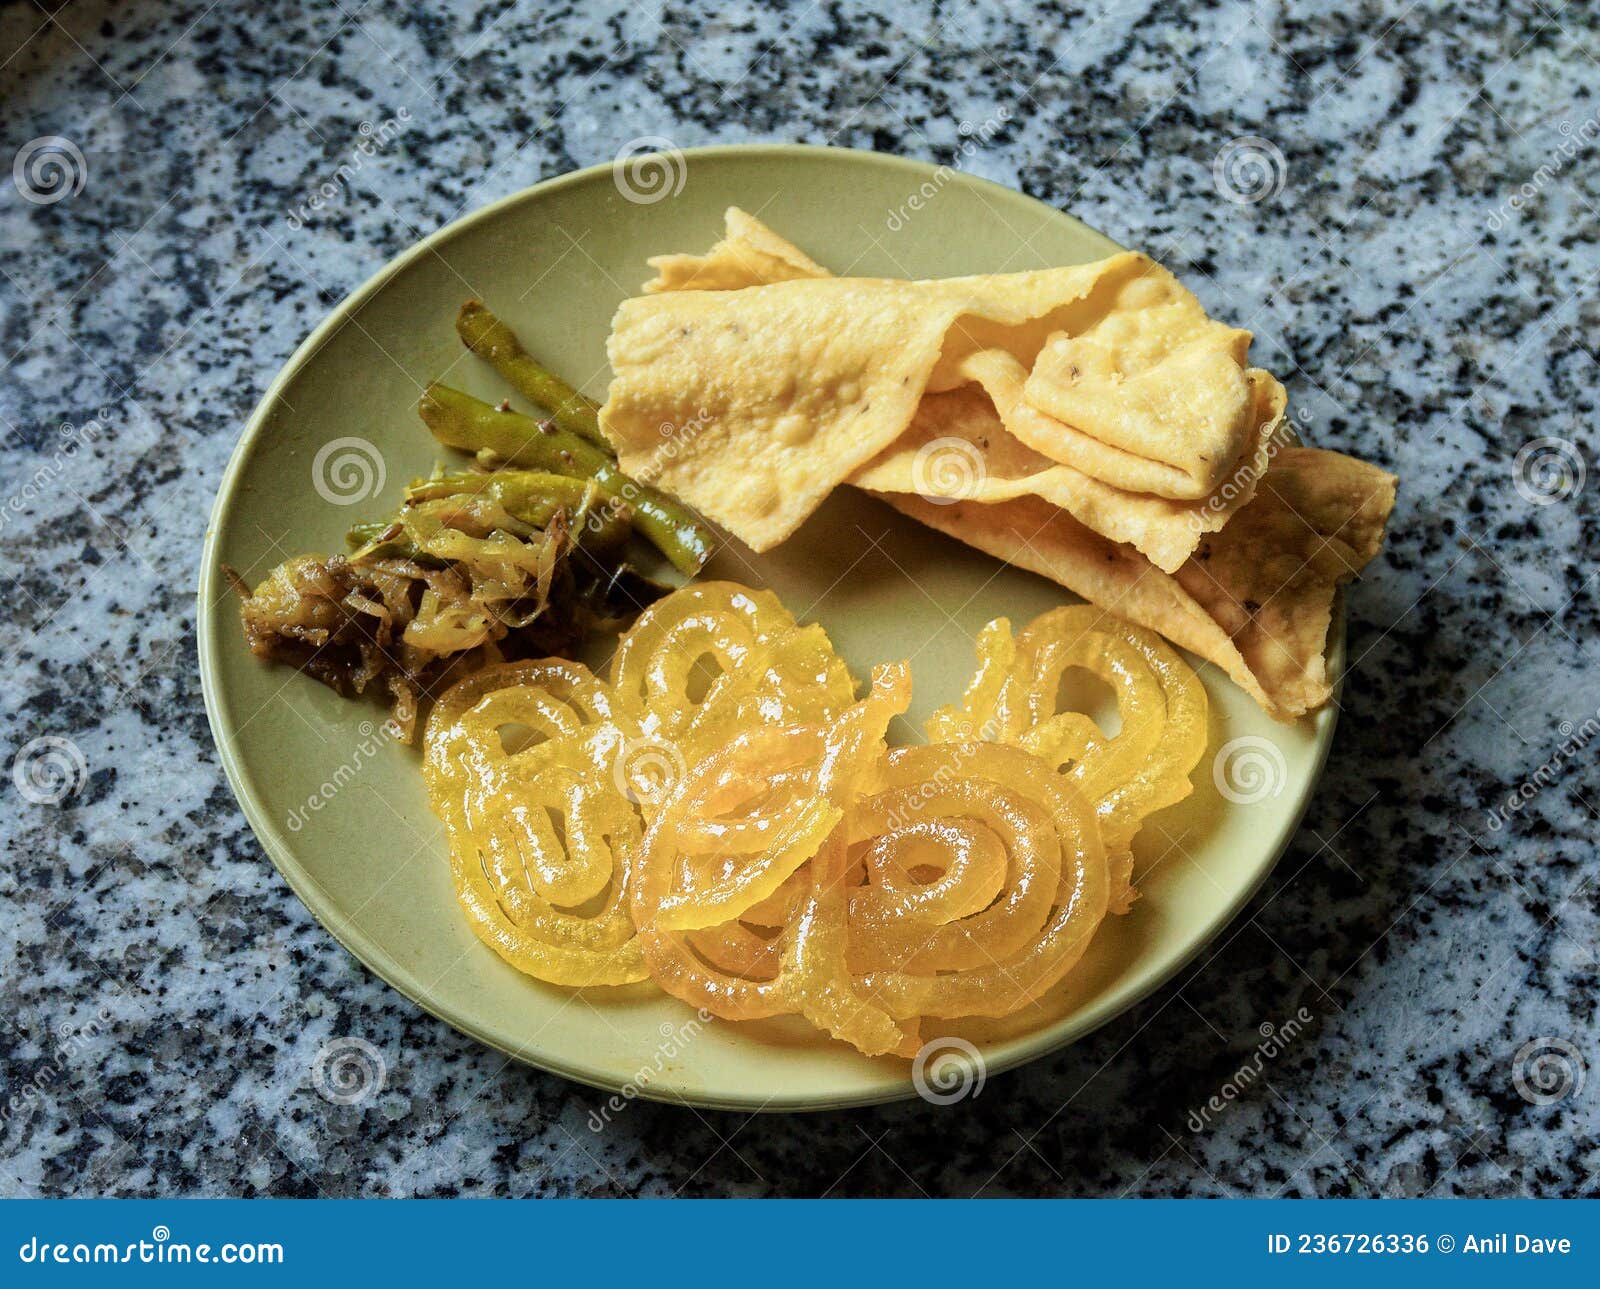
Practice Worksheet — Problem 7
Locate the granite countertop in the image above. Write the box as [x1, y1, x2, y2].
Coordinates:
[1, 0, 1595, 1197]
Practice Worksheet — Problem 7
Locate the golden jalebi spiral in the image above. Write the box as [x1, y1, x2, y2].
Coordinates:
[610, 581, 857, 765]
[631, 663, 915, 1056]
[926, 606, 1207, 912]
[422, 583, 861, 988]
[422, 583, 1204, 1057]
[423, 659, 647, 986]
[627, 719, 1106, 1056]
[846, 742, 1107, 1022]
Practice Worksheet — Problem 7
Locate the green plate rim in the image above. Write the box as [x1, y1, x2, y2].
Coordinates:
[196, 142, 1341, 1112]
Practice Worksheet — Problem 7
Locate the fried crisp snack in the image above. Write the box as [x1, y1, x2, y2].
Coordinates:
[852, 356, 1286, 573]
[643, 206, 830, 293]
[614, 207, 1280, 573]
[645, 210, 1263, 500]
[880, 445, 1397, 721]
[603, 256, 1165, 552]
[603, 211, 1394, 722]
[1019, 275, 1255, 499]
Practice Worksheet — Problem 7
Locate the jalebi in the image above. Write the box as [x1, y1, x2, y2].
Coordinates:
[421, 584, 863, 993]
[846, 742, 1107, 1023]
[609, 581, 857, 764]
[926, 606, 1207, 912]
[631, 663, 914, 1055]
[422, 581, 1205, 1056]
[423, 659, 646, 986]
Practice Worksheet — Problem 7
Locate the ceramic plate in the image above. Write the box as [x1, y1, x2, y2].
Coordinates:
[198, 145, 1338, 1111]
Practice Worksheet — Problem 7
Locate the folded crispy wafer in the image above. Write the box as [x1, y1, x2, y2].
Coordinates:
[879, 446, 1396, 720]
[603, 210, 1397, 719]
[604, 209, 1275, 567]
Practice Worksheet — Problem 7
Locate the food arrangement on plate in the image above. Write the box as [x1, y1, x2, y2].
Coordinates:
[227, 196, 1396, 1064]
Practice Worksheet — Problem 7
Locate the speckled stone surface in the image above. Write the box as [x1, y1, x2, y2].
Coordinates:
[1, 0, 1596, 1198]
